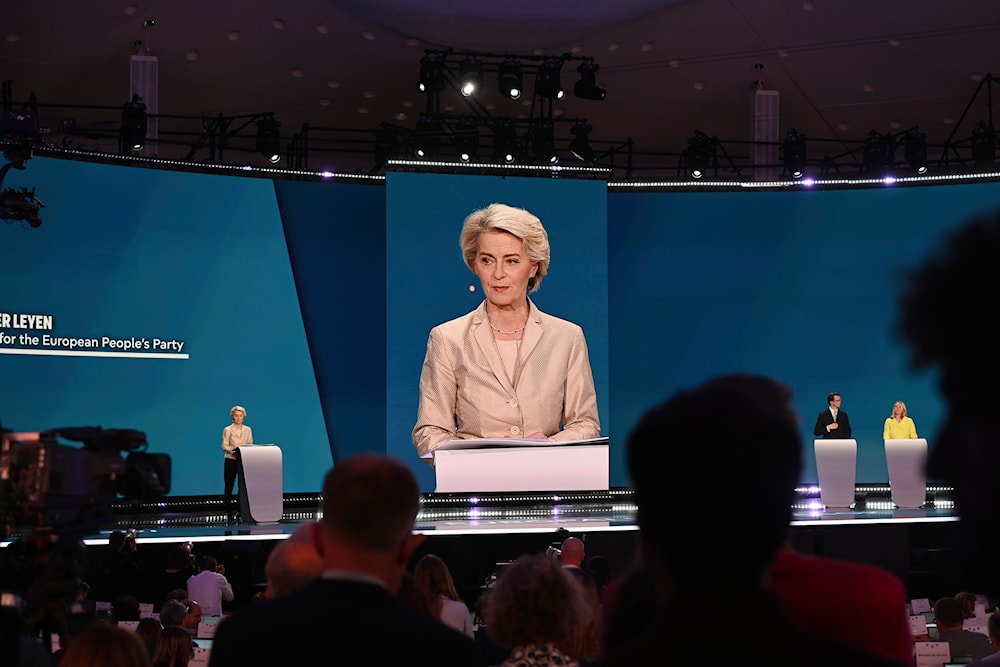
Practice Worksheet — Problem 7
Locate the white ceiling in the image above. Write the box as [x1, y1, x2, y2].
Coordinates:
[3, 0, 999, 177]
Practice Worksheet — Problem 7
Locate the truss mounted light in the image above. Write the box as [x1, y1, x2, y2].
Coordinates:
[530, 119, 558, 164]
[903, 127, 928, 174]
[492, 119, 519, 163]
[782, 128, 807, 179]
[255, 115, 282, 164]
[569, 121, 596, 164]
[454, 117, 480, 162]
[971, 120, 996, 167]
[120, 93, 148, 153]
[535, 58, 565, 100]
[573, 59, 606, 101]
[498, 58, 524, 100]
[418, 52, 445, 93]
[862, 130, 891, 174]
[686, 131, 715, 179]
[414, 114, 442, 159]
[458, 56, 483, 97]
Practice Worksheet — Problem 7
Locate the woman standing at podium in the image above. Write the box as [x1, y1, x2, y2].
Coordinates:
[221, 405, 253, 523]
[412, 203, 601, 461]
[883, 400, 918, 439]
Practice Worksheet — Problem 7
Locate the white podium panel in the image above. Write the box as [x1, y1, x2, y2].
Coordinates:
[814, 438, 857, 508]
[885, 438, 928, 508]
[236, 444, 283, 524]
[432, 440, 609, 493]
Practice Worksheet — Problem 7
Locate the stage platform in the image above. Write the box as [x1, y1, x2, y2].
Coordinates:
[0, 483, 967, 608]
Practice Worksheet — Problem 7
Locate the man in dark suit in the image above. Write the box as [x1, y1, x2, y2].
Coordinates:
[208, 454, 479, 667]
[813, 392, 852, 439]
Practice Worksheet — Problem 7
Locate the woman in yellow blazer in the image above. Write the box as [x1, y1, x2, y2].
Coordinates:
[412, 203, 601, 461]
[883, 400, 918, 439]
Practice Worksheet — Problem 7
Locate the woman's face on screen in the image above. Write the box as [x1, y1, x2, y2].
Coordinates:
[474, 230, 538, 310]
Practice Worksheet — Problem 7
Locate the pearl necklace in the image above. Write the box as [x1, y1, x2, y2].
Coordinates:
[488, 320, 526, 335]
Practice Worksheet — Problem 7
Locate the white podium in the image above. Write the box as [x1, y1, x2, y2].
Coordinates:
[814, 438, 857, 508]
[884, 438, 928, 508]
[236, 444, 283, 524]
[428, 437, 609, 493]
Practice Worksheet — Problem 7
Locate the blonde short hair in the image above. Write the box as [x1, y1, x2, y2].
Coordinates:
[460, 203, 550, 294]
[230, 405, 246, 419]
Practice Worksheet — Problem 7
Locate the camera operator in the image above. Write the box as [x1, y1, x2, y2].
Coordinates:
[186, 555, 233, 617]
[87, 529, 144, 604]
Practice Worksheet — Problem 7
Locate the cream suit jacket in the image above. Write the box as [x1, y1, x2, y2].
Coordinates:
[412, 300, 601, 458]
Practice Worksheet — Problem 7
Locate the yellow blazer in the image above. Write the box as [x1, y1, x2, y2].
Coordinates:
[412, 300, 601, 458]
[883, 416, 917, 440]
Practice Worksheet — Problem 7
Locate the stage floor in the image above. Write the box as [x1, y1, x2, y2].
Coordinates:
[0, 483, 955, 547]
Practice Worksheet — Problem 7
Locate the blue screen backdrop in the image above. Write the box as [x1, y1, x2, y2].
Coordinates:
[3, 157, 1000, 493]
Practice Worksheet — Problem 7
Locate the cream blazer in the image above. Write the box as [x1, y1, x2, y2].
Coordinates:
[412, 300, 601, 458]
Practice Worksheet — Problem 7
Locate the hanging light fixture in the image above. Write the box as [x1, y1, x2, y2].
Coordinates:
[458, 56, 483, 97]
[492, 119, 519, 163]
[782, 128, 807, 179]
[530, 119, 558, 164]
[418, 52, 445, 93]
[573, 59, 606, 101]
[454, 117, 480, 162]
[569, 121, 596, 163]
[120, 94, 148, 153]
[255, 115, 282, 164]
[903, 127, 928, 174]
[498, 58, 524, 100]
[535, 58, 565, 100]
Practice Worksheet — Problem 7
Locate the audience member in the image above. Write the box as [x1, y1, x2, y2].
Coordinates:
[135, 617, 163, 658]
[88, 530, 143, 604]
[179, 599, 202, 635]
[186, 556, 233, 617]
[151, 625, 194, 667]
[560, 537, 586, 569]
[208, 453, 479, 666]
[766, 543, 913, 665]
[158, 599, 187, 629]
[968, 611, 1000, 666]
[601, 373, 904, 666]
[484, 552, 591, 667]
[111, 594, 141, 623]
[397, 571, 435, 616]
[563, 565, 603, 664]
[933, 596, 993, 662]
[156, 544, 196, 608]
[57, 621, 152, 667]
[413, 553, 475, 638]
[897, 209, 1000, 594]
[263, 522, 324, 598]
[958, 591, 980, 619]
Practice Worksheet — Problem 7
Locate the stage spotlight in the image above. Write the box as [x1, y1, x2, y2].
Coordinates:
[498, 58, 524, 100]
[569, 121, 597, 164]
[971, 120, 996, 167]
[535, 58, 565, 100]
[492, 119, 519, 163]
[459, 56, 483, 97]
[255, 116, 282, 164]
[414, 114, 442, 159]
[862, 130, 890, 174]
[454, 117, 480, 162]
[782, 128, 807, 179]
[418, 52, 445, 93]
[120, 94, 147, 152]
[686, 131, 714, 179]
[573, 60, 606, 101]
[530, 120, 558, 164]
[903, 127, 928, 174]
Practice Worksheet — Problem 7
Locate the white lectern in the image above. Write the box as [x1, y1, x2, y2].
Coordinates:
[884, 438, 928, 508]
[814, 438, 857, 508]
[236, 444, 283, 524]
[428, 438, 609, 493]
